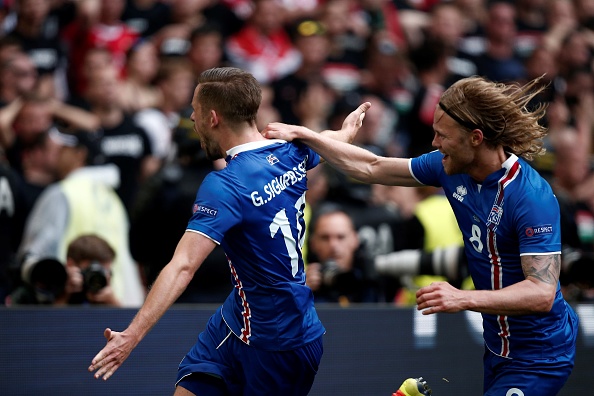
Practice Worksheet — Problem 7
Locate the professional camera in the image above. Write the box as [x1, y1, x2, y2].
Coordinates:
[321, 259, 341, 286]
[20, 255, 67, 304]
[82, 261, 109, 293]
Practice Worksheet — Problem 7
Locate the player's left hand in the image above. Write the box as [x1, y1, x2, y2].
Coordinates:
[261, 122, 304, 141]
[88, 328, 136, 380]
[340, 101, 371, 135]
[416, 281, 465, 315]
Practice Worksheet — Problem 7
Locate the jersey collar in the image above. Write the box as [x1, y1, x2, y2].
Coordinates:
[225, 139, 286, 162]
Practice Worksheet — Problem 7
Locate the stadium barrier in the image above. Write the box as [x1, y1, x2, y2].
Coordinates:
[1, 304, 592, 395]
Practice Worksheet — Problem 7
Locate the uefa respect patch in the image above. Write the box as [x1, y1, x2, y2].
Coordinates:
[525, 224, 553, 237]
[193, 204, 218, 217]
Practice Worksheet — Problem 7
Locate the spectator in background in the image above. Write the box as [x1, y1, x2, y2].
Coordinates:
[514, 0, 548, 57]
[187, 23, 226, 81]
[4, 0, 68, 98]
[402, 37, 452, 158]
[17, 128, 145, 307]
[319, 0, 369, 93]
[306, 204, 384, 304]
[150, 0, 239, 58]
[63, 0, 139, 98]
[119, 39, 162, 113]
[541, 0, 578, 54]
[551, 129, 594, 302]
[134, 56, 195, 165]
[121, 0, 173, 39]
[358, 0, 408, 51]
[422, 2, 479, 85]
[225, 0, 301, 84]
[14, 129, 60, 218]
[82, 66, 159, 212]
[0, 51, 38, 107]
[555, 29, 593, 86]
[473, 0, 527, 83]
[0, 93, 99, 175]
[272, 18, 333, 126]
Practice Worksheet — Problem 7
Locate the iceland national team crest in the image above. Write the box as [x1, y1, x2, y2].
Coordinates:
[486, 204, 503, 232]
[266, 154, 279, 165]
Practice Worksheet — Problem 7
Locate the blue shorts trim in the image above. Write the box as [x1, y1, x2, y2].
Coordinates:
[483, 345, 576, 396]
[176, 308, 324, 396]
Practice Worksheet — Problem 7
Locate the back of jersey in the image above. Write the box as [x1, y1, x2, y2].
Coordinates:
[187, 140, 325, 351]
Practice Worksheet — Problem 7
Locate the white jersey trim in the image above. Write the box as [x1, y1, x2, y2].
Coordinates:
[519, 251, 561, 256]
[408, 158, 425, 185]
[226, 139, 286, 158]
[185, 229, 221, 245]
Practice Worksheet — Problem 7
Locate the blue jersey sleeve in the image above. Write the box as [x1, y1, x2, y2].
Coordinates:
[186, 172, 242, 244]
[513, 186, 561, 255]
[410, 150, 443, 187]
[297, 141, 320, 171]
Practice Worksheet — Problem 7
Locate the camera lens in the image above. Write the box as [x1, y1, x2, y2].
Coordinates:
[83, 262, 108, 293]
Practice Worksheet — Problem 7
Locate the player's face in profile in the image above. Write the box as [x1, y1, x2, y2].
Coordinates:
[432, 108, 474, 175]
[191, 86, 224, 161]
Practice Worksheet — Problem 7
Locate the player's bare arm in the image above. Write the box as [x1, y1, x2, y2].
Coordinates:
[417, 254, 560, 317]
[522, 253, 561, 285]
[88, 232, 216, 380]
[262, 104, 420, 187]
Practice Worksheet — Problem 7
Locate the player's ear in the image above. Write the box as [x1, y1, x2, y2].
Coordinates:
[470, 129, 484, 146]
[210, 110, 219, 127]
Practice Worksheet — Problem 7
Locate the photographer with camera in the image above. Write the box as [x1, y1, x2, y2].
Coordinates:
[60, 234, 119, 306]
[306, 204, 384, 304]
[7, 234, 119, 306]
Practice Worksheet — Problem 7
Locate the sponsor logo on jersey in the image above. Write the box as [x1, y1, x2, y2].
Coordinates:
[266, 154, 279, 165]
[193, 204, 218, 217]
[453, 185, 467, 202]
[525, 224, 553, 237]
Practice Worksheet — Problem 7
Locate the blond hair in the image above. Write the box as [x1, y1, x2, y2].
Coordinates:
[439, 76, 548, 160]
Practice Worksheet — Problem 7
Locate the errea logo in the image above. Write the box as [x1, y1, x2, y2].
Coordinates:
[266, 154, 279, 165]
[453, 185, 467, 202]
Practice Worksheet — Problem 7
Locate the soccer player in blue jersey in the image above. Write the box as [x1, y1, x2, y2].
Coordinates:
[263, 76, 579, 396]
[88, 67, 371, 395]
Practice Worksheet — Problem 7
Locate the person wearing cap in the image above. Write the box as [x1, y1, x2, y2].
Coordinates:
[17, 128, 145, 307]
[263, 75, 579, 396]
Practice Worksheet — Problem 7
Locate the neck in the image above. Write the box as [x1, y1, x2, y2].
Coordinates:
[219, 123, 267, 154]
[468, 146, 508, 182]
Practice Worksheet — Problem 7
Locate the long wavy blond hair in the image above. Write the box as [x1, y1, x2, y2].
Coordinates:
[439, 76, 548, 161]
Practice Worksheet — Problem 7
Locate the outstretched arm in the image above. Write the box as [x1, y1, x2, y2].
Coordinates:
[88, 231, 216, 380]
[262, 103, 420, 186]
[416, 254, 559, 316]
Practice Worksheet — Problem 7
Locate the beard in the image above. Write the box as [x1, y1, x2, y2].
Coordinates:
[201, 137, 224, 161]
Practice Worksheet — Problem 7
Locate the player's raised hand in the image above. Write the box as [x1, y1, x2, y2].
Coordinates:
[340, 101, 371, 138]
[88, 327, 137, 380]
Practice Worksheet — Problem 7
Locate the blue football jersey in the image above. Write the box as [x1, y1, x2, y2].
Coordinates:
[186, 139, 325, 351]
[410, 150, 578, 359]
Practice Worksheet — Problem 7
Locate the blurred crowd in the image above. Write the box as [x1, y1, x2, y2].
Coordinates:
[0, 0, 593, 308]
